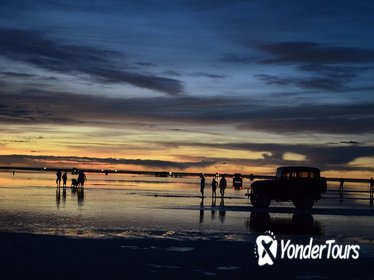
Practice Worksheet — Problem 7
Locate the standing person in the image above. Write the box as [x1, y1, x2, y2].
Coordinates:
[56, 170, 62, 187]
[370, 177, 374, 205]
[200, 174, 205, 198]
[77, 170, 87, 187]
[211, 177, 218, 198]
[219, 175, 227, 198]
[339, 178, 344, 200]
[62, 171, 68, 188]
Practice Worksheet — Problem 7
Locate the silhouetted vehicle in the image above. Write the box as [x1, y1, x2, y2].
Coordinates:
[156, 172, 169, 177]
[249, 166, 327, 209]
[232, 173, 243, 189]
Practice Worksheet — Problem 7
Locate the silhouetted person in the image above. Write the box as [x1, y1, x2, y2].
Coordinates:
[62, 171, 68, 188]
[56, 170, 62, 187]
[200, 174, 205, 198]
[71, 178, 78, 189]
[211, 177, 217, 198]
[370, 177, 374, 205]
[12, 171, 15, 176]
[219, 175, 227, 198]
[339, 178, 344, 200]
[77, 170, 87, 187]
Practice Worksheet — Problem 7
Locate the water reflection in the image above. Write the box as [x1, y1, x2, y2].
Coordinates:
[199, 197, 226, 224]
[219, 198, 226, 223]
[62, 188, 66, 206]
[56, 188, 60, 208]
[55, 186, 85, 208]
[246, 211, 322, 235]
[211, 197, 216, 220]
[199, 198, 204, 224]
[77, 188, 84, 207]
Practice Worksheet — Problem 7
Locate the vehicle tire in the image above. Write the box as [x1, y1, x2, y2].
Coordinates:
[251, 194, 271, 208]
[293, 198, 314, 209]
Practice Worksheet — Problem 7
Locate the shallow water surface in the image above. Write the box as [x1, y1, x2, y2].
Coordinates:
[0, 171, 373, 249]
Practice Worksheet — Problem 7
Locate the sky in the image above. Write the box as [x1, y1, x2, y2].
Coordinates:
[0, 0, 373, 177]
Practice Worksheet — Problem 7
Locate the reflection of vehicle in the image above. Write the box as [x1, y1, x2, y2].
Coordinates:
[247, 211, 321, 235]
[249, 166, 327, 209]
[232, 173, 243, 189]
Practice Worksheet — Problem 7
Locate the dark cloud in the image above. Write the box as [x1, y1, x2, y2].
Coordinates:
[326, 141, 363, 145]
[190, 72, 225, 79]
[0, 71, 36, 78]
[256, 41, 374, 64]
[0, 87, 373, 134]
[256, 63, 372, 92]
[172, 142, 374, 172]
[135, 62, 157, 68]
[246, 42, 374, 91]
[223, 42, 374, 66]
[296, 64, 369, 79]
[0, 154, 216, 170]
[1, 143, 372, 173]
[162, 70, 182, 77]
[339, 141, 362, 145]
[254, 74, 293, 86]
[256, 74, 349, 91]
[0, 28, 183, 96]
[221, 53, 255, 64]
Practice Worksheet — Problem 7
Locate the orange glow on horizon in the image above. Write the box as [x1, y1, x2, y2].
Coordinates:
[0, 124, 372, 179]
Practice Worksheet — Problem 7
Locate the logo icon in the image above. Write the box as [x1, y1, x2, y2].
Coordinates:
[255, 231, 277, 266]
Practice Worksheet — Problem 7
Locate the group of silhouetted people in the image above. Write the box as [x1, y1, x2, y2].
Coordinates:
[200, 174, 227, 199]
[56, 170, 87, 188]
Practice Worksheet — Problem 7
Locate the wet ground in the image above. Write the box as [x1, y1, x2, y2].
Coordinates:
[1, 171, 373, 279]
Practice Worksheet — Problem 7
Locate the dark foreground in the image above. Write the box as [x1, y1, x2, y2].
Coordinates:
[1, 232, 373, 279]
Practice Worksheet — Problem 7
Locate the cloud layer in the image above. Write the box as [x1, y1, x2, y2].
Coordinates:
[0, 1, 373, 175]
[0, 28, 183, 96]
[0, 87, 373, 134]
[0, 154, 216, 170]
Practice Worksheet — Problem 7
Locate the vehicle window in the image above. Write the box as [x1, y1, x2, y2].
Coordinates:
[300, 171, 309, 178]
[276, 169, 282, 178]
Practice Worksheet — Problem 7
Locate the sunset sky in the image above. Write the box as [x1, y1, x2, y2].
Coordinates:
[0, 0, 373, 177]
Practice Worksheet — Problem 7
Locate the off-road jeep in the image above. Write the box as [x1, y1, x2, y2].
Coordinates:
[249, 166, 327, 209]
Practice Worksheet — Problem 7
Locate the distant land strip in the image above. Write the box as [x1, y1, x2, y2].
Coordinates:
[0, 166, 371, 183]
